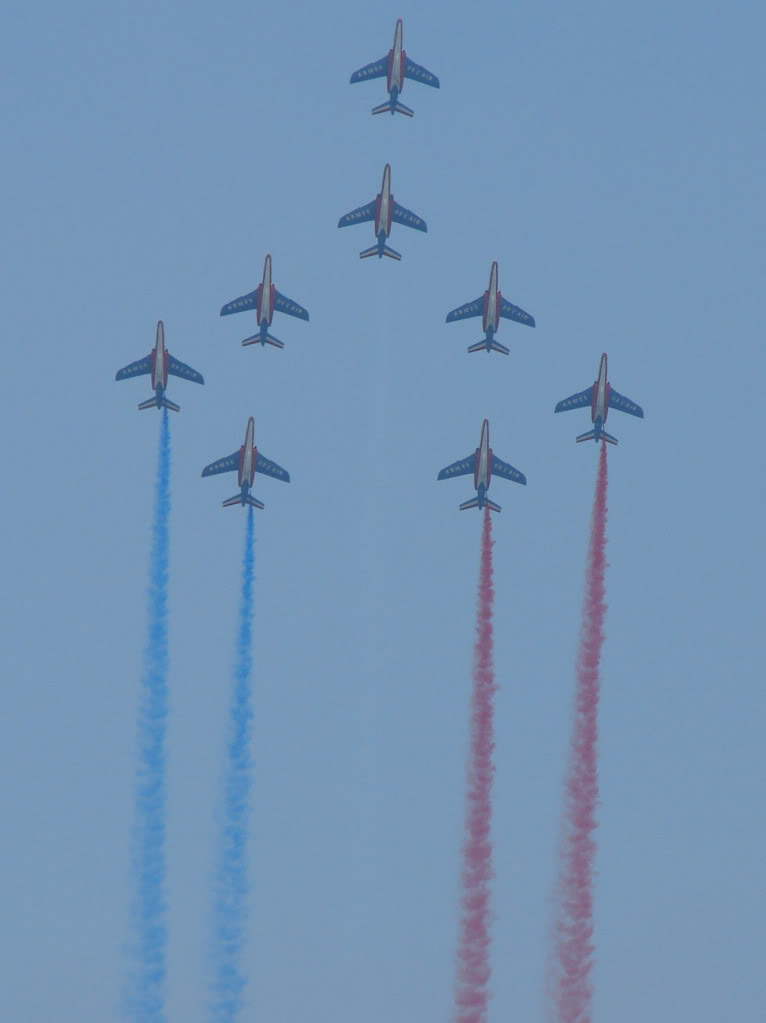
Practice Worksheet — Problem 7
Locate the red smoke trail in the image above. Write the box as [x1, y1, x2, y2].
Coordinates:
[454, 506, 496, 1023]
[553, 441, 609, 1023]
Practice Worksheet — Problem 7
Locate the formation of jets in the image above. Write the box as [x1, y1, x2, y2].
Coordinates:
[115, 19, 644, 514]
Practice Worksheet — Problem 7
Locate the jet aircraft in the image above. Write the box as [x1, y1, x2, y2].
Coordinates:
[446, 261, 535, 355]
[115, 320, 203, 412]
[350, 18, 439, 117]
[220, 254, 309, 349]
[201, 416, 290, 509]
[438, 419, 526, 512]
[338, 163, 426, 261]
[555, 353, 644, 444]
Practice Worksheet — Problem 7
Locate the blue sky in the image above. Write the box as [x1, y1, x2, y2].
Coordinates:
[1, 1, 764, 1020]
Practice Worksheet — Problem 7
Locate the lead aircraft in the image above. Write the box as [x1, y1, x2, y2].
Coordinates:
[555, 353, 644, 444]
[201, 417, 290, 509]
[220, 254, 309, 349]
[438, 419, 526, 512]
[446, 261, 535, 355]
[115, 320, 203, 412]
[350, 18, 439, 117]
[338, 163, 426, 260]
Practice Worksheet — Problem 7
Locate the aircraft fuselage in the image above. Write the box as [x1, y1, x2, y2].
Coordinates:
[238, 416, 257, 491]
[591, 353, 611, 440]
[374, 163, 393, 240]
[151, 320, 169, 392]
[482, 261, 501, 337]
[473, 418, 494, 508]
[387, 18, 405, 94]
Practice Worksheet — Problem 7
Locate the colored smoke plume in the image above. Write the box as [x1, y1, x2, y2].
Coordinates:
[212, 507, 256, 1022]
[126, 409, 171, 1022]
[552, 441, 609, 1023]
[454, 506, 497, 1023]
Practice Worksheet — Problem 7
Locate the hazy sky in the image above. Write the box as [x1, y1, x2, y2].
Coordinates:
[1, 1, 764, 1021]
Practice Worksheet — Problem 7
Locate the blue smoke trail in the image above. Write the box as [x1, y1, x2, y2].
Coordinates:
[212, 507, 256, 1022]
[126, 410, 171, 1023]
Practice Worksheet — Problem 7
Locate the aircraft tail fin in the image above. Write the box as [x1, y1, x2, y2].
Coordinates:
[242, 332, 284, 349]
[467, 339, 509, 355]
[138, 395, 180, 412]
[576, 429, 618, 445]
[222, 494, 265, 510]
[359, 243, 402, 260]
[459, 497, 502, 513]
[371, 99, 414, 117]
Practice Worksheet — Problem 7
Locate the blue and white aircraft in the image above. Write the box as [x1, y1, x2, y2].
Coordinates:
[115, 320, 203, 412]
[202, 417, 290, 509]
[220, 254, 309, 349]
[555, 353, 644, 445]
[446, 261, 535, 355]
[338, 163, 426, 261]
[438, 419, 526, 513]
[350, 18, 439, 117]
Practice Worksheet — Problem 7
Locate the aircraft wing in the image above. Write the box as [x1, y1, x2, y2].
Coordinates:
[220, 288, 259, 317]
[437, 453, 476, 480]
[608, 388, 644, 418]
[273, 291, 309, 322]
[349, 57, 388, 84]
[168, 355, 204, 385]
[445, 297, 483, 323]
[115, 355, 152, 380]
[201, 451, 239, 477]
[338, 202, 376, 228]
[404, 58, 440, 88]
[555, 387, 594, 413]
[255, 452, 290, 483]
[491, 456, 526, 485]
[392, 201, 427, 232]
[500, 298, 535, 327]
[219, 288, 258, 315]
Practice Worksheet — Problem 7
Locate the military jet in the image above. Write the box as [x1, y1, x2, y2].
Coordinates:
[446, 261, 535, 355]
[220, 254, 309, 350]
[338, 163, 426, 261]
[202, 417, 290, 509]
[115, 320, 203, 412]
[555, 353, 644, 444]
[350, 18, 439, 117]
[438, 419, 526, 512]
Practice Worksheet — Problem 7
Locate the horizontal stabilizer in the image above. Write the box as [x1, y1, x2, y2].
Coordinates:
[138, 396, 180, 412]
[359, 243, 402, 260]
[576, 429, 618, 445]
[467, 339, 509, 355]
[242, 333, 284, 349]
[371, 99, 414, 117]
[222, 494, 264, 509]
[459, 497, 502, 513]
